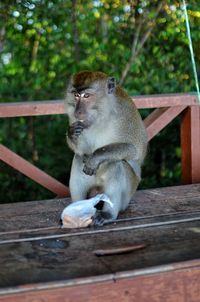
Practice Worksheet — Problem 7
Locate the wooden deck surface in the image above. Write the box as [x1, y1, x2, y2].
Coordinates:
[0, 184, 200, 301]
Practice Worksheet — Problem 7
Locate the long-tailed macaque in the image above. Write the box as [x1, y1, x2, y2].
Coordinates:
[65, 71, 147, 225]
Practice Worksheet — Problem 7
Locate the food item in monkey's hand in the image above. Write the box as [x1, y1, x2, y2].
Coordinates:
[61, 194, 113, 228]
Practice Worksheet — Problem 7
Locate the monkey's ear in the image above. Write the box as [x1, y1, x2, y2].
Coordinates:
[107, 77, 116, 94]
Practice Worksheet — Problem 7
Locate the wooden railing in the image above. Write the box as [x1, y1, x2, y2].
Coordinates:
[0, 93, 200, 198]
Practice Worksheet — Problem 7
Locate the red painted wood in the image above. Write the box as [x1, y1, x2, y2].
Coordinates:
[0, 144, 70, 197]
[0, 262, 199, 302]
[133, 93, 198, 109]
[144, 106, 186, 141]
[0, 94, 198, 118]
[0, 100, 65, 117]
[181, 106, 200, 184]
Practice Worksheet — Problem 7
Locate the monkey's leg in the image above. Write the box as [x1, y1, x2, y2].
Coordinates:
[93, 160, 140, 226]
[69, 154, 96, 201]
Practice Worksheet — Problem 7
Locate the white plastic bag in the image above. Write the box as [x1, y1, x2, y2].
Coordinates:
[61, 194, 113, 228]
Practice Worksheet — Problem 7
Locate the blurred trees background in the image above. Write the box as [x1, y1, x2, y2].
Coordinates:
[0, 0, 199, 203]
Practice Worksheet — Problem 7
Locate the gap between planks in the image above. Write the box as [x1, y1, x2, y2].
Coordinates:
[0, 215, 200, 245]
[1, 209, 200, 236]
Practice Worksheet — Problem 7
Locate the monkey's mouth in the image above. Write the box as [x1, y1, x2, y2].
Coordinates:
[78, 119, 91, 128]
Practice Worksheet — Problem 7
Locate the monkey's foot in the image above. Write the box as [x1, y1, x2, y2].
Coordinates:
[92, 211, 113, 226]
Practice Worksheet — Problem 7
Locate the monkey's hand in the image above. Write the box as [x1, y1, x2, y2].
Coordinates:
[83, 143, 138, 176]
[68, 121, 86, 141]
[82, 153, 100, 176]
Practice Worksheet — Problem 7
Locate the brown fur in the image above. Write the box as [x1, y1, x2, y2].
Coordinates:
[73, 71, 132, 103]
[73, 71, 107, 88]
[115, 85, 132, 102]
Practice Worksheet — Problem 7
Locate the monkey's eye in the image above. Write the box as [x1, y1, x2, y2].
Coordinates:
[83, 93, 90, 98]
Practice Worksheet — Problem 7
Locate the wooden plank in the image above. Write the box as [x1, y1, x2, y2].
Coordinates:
[0, 144, 69, 197]
[0, 184, 200, 233]
[0, 100, 64, 118]
[0, 211, 199, 245]
[0, 219, 199, 289]
[1, 264, 199, 302]
[181, 106, 200, 184]
[0, 185, 199, 300]
[133, 93, 198, 109]
[0, 261, 200, 302]
[2, 184, 200, 249]
[0, 94, 198, 118]
[144, 106, 186, 141]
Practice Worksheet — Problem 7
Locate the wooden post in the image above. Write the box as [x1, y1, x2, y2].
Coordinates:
[181, 106, 200, 184]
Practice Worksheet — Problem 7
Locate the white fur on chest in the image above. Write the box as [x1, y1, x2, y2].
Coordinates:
[76, 123, 117, 155]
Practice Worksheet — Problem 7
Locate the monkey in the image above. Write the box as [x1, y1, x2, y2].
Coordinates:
[65, 71, 147, 226]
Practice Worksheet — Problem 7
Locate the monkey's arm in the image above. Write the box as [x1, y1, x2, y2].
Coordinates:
[83, 143, 139, 176]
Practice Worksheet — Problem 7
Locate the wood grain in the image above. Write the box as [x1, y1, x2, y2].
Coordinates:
[181, 106, 200, 184]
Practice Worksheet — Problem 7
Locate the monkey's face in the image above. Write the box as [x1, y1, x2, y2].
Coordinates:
[66, 71, 116, 126]
[69, 87, 100, 125]
[67, 81, 107, 126]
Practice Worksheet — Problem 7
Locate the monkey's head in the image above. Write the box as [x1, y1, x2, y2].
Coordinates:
[66, 71, 116, 125]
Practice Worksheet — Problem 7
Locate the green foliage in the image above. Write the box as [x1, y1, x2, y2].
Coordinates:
[0, 0, 200, 202]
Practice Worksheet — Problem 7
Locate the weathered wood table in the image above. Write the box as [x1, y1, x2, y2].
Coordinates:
[0, 184, 200, 301]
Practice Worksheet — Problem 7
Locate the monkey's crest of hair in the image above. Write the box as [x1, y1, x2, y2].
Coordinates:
[73, 71, 108, 87]
[71, 70, 132, 105]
